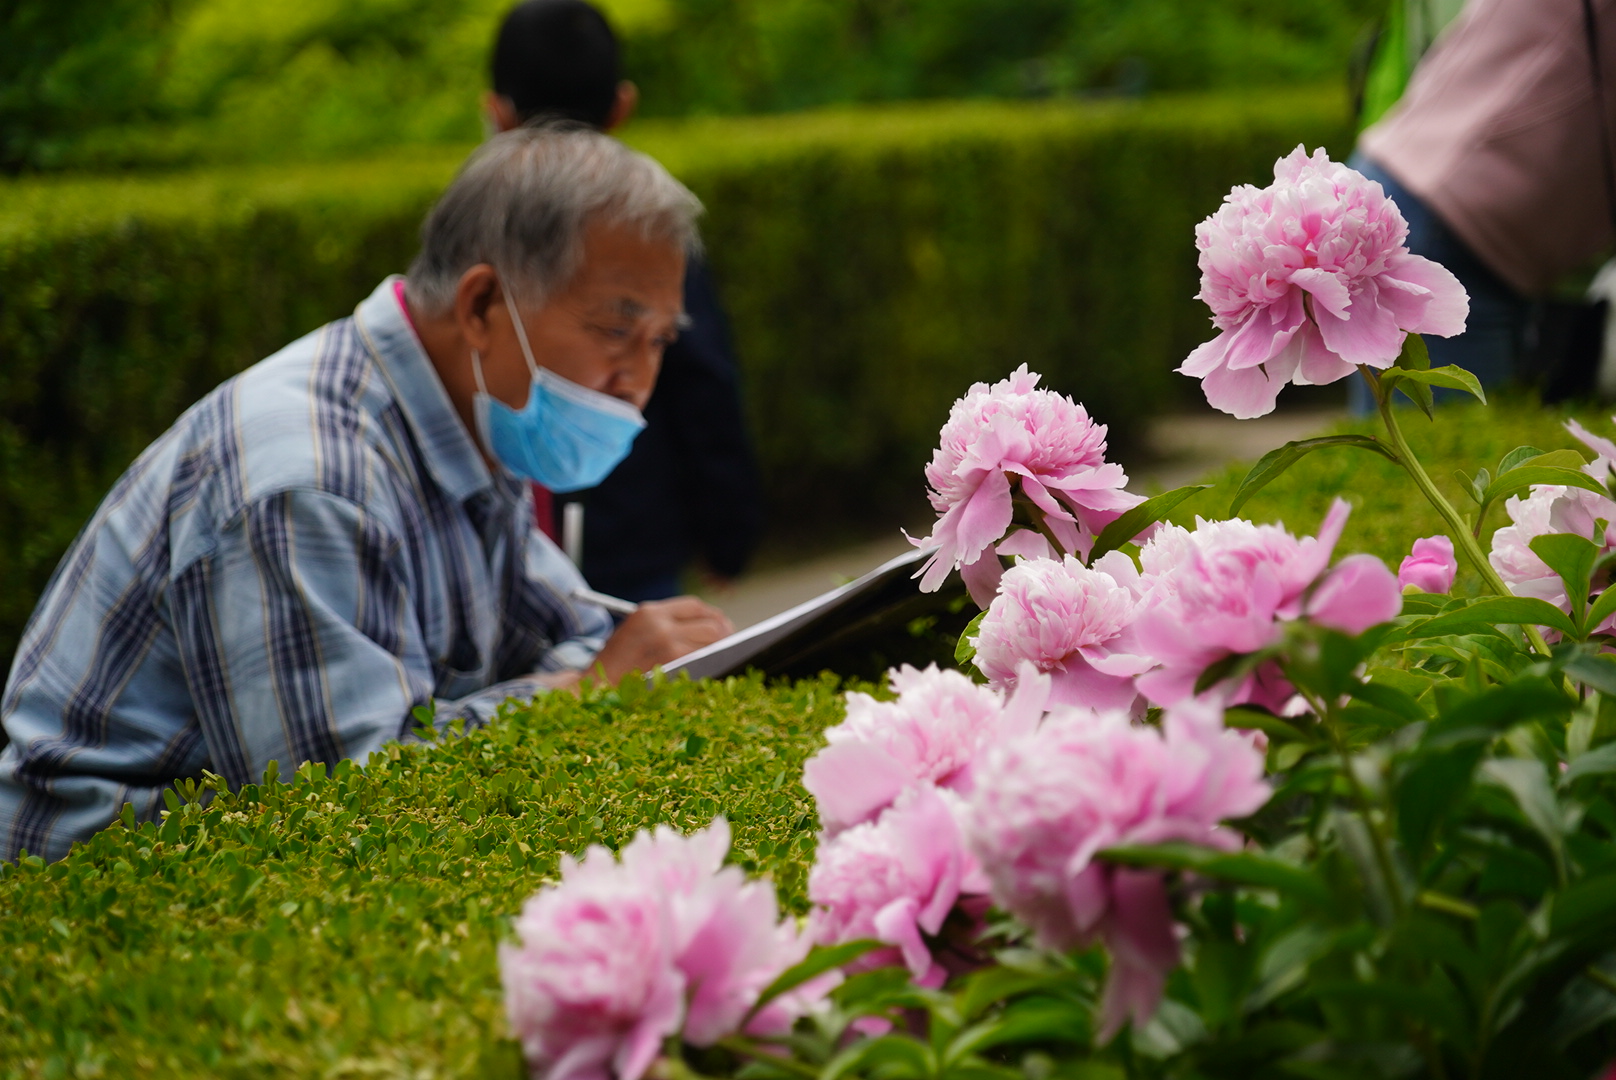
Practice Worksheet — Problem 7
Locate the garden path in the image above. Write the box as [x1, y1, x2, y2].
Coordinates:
[698, 407, 1346, 630]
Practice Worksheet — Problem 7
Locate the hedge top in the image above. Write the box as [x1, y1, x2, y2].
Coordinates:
[0, 88, 1344, 245]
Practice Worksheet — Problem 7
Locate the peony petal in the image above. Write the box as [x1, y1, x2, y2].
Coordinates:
[1000, 662, 1053, 738]
[1095, 869, 1179, 1042]
[871, 897, 932, 979]
[1381, 253, 1469, 337]
[959, 550, 1007, 608]
[801, 742, 911, 835]
[1049, 656, 1142, 713]
[1286, 319, 1358, 386]
[954, 468, 1014, 563]
[995, 528, 1056, 561]
[1307, 554, 1403, 634]
[1221, 293, 1306, 371]
[1179, 330, 1234, 378]
[1199, 357, 1291, 419]
[1312, 279, 1407, 367]
[1289, 267, 1351, 318]
[1568, 418, 1616, 462]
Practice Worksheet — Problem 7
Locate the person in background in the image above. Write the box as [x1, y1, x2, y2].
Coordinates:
[1349, 0, 1616, 410]
[0, 127, 733, 862]
[487, 0, 765, 603]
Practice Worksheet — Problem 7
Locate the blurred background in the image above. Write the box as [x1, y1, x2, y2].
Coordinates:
[0, 0, 1383, 664]
[5, 0, 1376, 171]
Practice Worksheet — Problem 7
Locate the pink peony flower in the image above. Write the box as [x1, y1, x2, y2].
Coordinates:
[911, 365, 1144, 604]
[501, 820, 818, 1080]
[967, 699, 1270, 1039]
[970, 551, 1153, 713]
[1181, 146, 1469, 419]
[1490, 483, 1616, 632]
[808, 786, 988, 987]
[1398, 535, 1457, 593]
[801, 663, 1048, 836]
[500, 851, 684, 1080]
[615, 820, 820, 1045]
[1134, 500, 1401, 710]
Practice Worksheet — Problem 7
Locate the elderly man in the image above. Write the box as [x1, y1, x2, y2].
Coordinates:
[0, 126, 732, 862]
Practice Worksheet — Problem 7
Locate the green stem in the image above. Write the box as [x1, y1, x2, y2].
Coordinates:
[714, 1038, 820, 1080]
[1298, 685, 1405, 917]
[1373, 375, 1551, 657]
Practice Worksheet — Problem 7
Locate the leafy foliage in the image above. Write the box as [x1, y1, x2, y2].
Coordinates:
[0, 90, 1352, 670]
[0, 672, 851, 1077]
[0, 0, 1377, 171]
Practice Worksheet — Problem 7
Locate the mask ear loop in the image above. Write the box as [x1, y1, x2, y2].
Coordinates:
[500, 279, 544, 381]
[469, 347, 489, 396]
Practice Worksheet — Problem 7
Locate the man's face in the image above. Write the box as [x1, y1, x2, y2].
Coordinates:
[487, 219, 686, 413]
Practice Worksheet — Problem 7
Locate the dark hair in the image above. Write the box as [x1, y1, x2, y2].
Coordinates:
[491, 0, 621, 130]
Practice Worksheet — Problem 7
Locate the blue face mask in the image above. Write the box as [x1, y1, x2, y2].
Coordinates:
[471, 285, 646, 492]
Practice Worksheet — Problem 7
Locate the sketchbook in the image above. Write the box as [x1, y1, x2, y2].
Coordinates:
[659, 545, 969, 682]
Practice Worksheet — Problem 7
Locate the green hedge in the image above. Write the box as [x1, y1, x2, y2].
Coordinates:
[1, 396, 1605, 1077]
[0, 90, 1352, 668]
[0, 673, 848, 1077]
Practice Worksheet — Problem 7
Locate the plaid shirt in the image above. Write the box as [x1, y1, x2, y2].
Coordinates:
[1, 278, 612, 861]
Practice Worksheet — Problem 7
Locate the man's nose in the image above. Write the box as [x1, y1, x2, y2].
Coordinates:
[610, 341, 660, 407]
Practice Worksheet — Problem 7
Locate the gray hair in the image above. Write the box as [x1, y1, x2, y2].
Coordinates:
[405, 123, 703, 315]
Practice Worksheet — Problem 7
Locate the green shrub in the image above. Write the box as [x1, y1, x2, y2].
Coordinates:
[0, 90, 1352, 669]
[0, 672, 850, 1077]
[2, 0, 1373, 172]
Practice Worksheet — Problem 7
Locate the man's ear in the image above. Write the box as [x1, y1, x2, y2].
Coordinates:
[604, 81, 639, 132]
[453, 265, 502, 353]
[485, 92, 522, 134]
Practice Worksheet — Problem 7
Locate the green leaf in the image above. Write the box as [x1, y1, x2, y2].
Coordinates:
[1497, 445, 1550, 474]
[1089, 483, 1212, 561]
[1411, 596, 1581, 641]
[1482, 464, 1608, 508]
[946, 997, 1092, 1060]
[955, 610, 987, 667]
[1228, 435, 1396, 516]
[1553, 873, 1616, 936]
[1422, 678, 1575, 749]
[1348, 678, 1428, 722]
[1480, 758, 1565, 851]
[1396, 331, 1432, 370]
[1564, 741, 1616, 785]
[1564, 652, 1616, 694]
[1099, 842, 1329, 907]
[1225, 706, 1315, 744]
[822, 1035, 934, 1080]
[1380, 363, 1487, 404]
[1585, 588, 1616, 639]
[1529, 532, 1600, 628]
[956, 966, 1079, 1020]
[750, 940, 885, 1019]
[1397, 745, 1484, 858]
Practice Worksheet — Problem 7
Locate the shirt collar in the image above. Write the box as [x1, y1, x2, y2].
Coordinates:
[353, 276, 494, 504]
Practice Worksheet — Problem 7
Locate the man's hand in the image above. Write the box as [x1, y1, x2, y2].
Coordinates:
[589, 596, 734, 683]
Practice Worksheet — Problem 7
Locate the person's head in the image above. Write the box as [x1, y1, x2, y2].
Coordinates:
[405, 123, 700, 428]
[487, 0, 637, 134]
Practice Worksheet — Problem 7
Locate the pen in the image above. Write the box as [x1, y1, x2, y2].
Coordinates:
[570, 586, 639, 617]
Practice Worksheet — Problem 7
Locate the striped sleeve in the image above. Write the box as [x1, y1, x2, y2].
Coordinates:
[169, 489, 556, 784]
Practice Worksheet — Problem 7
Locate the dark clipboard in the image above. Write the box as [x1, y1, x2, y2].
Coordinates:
[658, 546, 974, 682]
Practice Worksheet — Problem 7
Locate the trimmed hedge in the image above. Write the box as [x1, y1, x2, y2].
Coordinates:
[0, 673, 848, 1077]
[0, 396, 1606, 1077]
[0, 90, 1352, 668]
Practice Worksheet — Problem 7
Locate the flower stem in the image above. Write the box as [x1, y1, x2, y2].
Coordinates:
[1299, 684, 1405, 918]
[1372, 377, 1551, 657]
